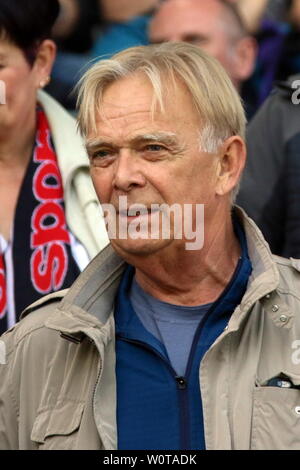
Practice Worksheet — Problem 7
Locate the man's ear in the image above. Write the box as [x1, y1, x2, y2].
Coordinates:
[33, 39, 57, 89]
[215, 136, 246, 196]
[232, 36, 257, 84]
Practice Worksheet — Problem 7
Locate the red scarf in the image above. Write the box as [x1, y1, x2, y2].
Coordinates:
[0, 255, 6, 321]
[0, 109, 80, 334]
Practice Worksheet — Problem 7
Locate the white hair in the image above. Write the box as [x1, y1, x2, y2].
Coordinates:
[77, 42, 246, 198]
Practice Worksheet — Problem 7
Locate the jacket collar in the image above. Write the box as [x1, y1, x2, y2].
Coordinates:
[228, 207, 293, 330]
[45, 207, 291, 338]
[45, 244, 126, 341]
[236, 206, 279, 298]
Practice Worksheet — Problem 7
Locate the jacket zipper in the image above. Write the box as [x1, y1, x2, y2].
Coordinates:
[119, 303, 222, 451]
[119, 336, 190, 450]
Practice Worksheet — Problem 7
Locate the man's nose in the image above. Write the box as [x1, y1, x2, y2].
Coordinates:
[112, 149, 146, 193]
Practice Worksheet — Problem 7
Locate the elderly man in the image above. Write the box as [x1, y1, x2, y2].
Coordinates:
[1, 42, 300, 451]
[149, 0, 257, 91]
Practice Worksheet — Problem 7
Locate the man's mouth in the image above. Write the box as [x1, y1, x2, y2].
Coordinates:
[118, 208, 151, 217]
[116, 206, 162, 219]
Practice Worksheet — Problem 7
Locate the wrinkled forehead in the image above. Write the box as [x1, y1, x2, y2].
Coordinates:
[90, 71, 201, 134]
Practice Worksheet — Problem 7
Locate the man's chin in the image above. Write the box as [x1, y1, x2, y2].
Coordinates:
[110, 237, 172, 258]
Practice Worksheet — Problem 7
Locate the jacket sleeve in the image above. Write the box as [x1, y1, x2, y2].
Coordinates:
[237, 91, 286, 227]
[0, 301, 76, 450]
[0, 332, 19, 450]
[281, 132, 300, 257]
[237, 83, 300, 257]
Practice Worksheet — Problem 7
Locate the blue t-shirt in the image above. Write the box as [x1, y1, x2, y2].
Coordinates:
[130, 277, 212, 377]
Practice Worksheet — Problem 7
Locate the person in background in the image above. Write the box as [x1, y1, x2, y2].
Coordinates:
[1, 42, 300, 450]
[53, 0, 102, 53]
[48, 0, 103, 109]
[232, 0, 300, 105]
[50, 0, 162, 109]
[91, 0, 161, 59]
[0, 0, 108, 334]
[227, 0, 269, 34]
[237, 75, 300, 258]
[149, 0, 257, 95]
[229, 0, 300, 34]
[100, 0, 162, 23]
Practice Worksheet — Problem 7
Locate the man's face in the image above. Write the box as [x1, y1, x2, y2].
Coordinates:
[149, 0, 237, 81]
[87, 73, 220, 258]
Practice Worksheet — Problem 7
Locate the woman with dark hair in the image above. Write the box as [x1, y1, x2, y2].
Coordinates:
[0, 0, 108, 334]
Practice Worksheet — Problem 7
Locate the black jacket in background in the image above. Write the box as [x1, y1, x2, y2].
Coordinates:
[237, 75, 300, 258]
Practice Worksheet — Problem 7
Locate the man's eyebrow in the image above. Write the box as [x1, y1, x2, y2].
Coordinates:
[85, 138, 114, 154]
[85, 132, 179, 152]
[132, 132, 178, 145]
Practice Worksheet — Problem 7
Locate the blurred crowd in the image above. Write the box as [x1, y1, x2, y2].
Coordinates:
[47, 0, 300, 112]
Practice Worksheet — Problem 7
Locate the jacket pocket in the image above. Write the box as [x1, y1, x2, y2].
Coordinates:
[31, 401, 84, 450]
[251, 377, 300, 450]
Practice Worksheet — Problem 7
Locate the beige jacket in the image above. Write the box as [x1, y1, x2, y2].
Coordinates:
[1, 209, 300, 450]
[38, 90, 109, 258]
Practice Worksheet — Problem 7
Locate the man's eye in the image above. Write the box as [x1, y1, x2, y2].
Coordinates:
[145, 144, 165, 152]
[90, 149, 116, 166]
[94, 149, 112, 158]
